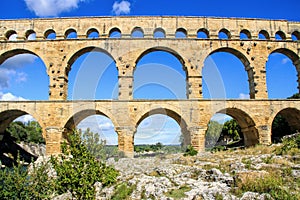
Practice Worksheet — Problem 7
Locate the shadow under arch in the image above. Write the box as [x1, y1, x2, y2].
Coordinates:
[205, 47, 254, 98]
[136, 107, 190, 146]
[216, 107, 259, 147]
[271, 107, 300, 142]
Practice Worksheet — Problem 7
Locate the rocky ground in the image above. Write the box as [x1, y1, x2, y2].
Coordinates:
[92, 145, 300, 200]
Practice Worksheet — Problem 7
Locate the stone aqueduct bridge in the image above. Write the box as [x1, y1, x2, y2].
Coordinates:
[0, 16, 300, 157]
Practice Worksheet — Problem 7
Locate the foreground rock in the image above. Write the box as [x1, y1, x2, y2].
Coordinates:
[45, 146, 299, 199]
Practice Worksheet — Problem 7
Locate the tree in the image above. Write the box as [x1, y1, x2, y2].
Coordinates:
[217, 119, 242, 145]
[272, 114, 291, 143]
[50, 130, 119, 199]
[205, 120, 223, 148]
[6, 121, 45, 144]
[288, 93, 300, 99]
[81, 128, 106, 160]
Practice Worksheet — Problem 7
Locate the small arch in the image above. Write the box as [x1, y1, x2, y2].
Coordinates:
[65, 28, 77, 39]
[25, 30, 36, 40]
[258, 30, 270, 40]
[271, 108, 300, 143]
[131, 27, 144, 38]
[275, 31, 286, 40]
[109, 27, 121, 38]
[5, 30, 17, 41]
[87, 28, 99, 39]
[240, 29, 251, 40]
[44, 29, 56, 40]
[197, 28, 209, 39]
[216, 108, 259, 147]
[153, 28, 166, 38]
[291, 31, 300, 41]
[218, 28, 231, 39]
[175, 28, 187, 38]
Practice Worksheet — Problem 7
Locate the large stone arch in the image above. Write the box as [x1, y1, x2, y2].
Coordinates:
[64, 108, 118, 133]
[203, 47, 254, 98]
[66, 46, 116, 72]
[0, 109, 44, 137]
[270, 107, 300, 139]
[135, 46, 187, 71]
[0, 48, 48, 68]
[214, 107, 259, 146]
[135, 107, 190, 146]
[268, 48, 300, 94]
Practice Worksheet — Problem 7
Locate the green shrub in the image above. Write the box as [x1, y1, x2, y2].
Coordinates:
[274, 134, 300, 155]
[111, 183, 135, 200]
[0, 155, 54, 199]
[184, 145, 198, 156]
[233, 172, 299, 199]
[165, 185, 191, 199]
[50, 130, 119, 199]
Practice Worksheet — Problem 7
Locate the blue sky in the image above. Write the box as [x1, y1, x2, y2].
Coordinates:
[1, 0, 299, 145]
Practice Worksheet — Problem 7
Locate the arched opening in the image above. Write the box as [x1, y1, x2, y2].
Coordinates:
[175, 28, 187, 38]
[153, 28, 166, 38]
[240, 29, 251, 40]
[197, 28, 209, 39]
[25, 30, 36, 40]
[258, 30, 270, 40]
[109, 27, 121, 38]
[0, 110, 45, 167]
[67, 47, 118, 100]
[134, 48, 187, 99]
[131, 27, 144, 38]
[44, 29, 56, 40]
[87, 28, 99, 39]
[65, 28, 77, 39]
[202, 48, 252, 99]
[64, 110, 118, 159]
[291, 31, 300, 41]
[0, 50, 49, 100]
[266, 49, 299, 98]
[218, 28, 231, 39]
[275, 31, 286, 40]
[134, 108, 190, 155]
[271, 108, 300, 143]
[206, 108, 258, 149]
[5, 30, 17, 41]
[205, 113, 244, 149]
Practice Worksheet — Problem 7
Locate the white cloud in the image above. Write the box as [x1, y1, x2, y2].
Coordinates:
[239, 93, 250, 99]
[0, 54, 36, 89]
[112, 0, 131, 15]
[281, 58, 290, 65]
[211, 113, 232, 124]
[15, 115, 35, 123]
[0, 92, 28, 101]
[8, 34, 17, 41]
[24, 0, 88, 17]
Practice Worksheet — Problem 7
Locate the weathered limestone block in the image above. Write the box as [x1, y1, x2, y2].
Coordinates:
[116, 126, 136, 157]
[45, 127, 64, 155]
